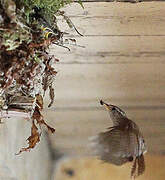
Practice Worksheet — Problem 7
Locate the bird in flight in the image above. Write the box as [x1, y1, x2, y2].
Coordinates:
[91, 100, 147, 178]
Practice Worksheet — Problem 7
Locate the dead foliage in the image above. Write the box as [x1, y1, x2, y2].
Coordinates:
[16, 119, 41, 155]
[0, 0, 80, 154]
[0, 0, 83, 154]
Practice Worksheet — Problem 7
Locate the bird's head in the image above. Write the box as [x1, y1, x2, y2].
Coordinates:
[100, 100, 127, 119]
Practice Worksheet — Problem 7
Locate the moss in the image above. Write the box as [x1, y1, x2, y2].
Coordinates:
[14, 0, 74, 24]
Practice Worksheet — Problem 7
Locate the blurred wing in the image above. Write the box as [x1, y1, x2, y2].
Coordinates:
[95, 128, 139, 165]
[111, 116, 129, 127]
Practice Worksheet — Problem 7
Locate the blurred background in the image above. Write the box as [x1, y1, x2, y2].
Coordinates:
[0, 1, 165, 180]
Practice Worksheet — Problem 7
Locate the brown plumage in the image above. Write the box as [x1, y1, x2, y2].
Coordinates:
[92, 100, 147, 178]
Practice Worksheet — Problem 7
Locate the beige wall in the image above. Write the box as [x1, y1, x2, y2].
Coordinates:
[47, 1, 165, 156]
[1, 2, 165, 179]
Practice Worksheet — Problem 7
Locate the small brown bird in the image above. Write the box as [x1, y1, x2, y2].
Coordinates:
[92, 100, 147, 178]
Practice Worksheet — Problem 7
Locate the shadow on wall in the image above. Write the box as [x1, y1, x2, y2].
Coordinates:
[53, 154, 165, 180]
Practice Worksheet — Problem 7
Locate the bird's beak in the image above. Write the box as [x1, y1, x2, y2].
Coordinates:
[100, 100, 112, 111]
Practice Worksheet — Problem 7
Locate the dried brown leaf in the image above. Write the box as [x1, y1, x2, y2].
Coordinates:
[36, 94, 43, 110]
[42, 67, 56, 96]
[16, 119, 40, 155]
[48, 85, 54, 108]
[33, 106, 55, 133]
[40, 120, 55, 133]
[43, 74, 49, 94]
[54, 58, 59, 62]
[28, 39, 51, 49]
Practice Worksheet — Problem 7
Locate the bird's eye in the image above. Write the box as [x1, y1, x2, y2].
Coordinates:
[128, 156, 134, 162]
[112, 107, 116, 111]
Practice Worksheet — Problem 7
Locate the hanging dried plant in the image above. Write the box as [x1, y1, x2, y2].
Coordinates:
[0, 0, 83, 153]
